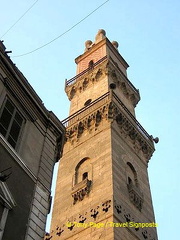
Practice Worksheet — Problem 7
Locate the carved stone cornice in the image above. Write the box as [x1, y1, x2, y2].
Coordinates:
[72, 178, 92, 204]
[127, 183, 143, 211]
[65, 102, 109, 143]
[62, 92, 154, 161]
[65, 57, 108, 100]
[65, 55, 140, 108]
[62, 92, 110, 143]
[110, 92, 155, 161]
[107, 58, 140, 107]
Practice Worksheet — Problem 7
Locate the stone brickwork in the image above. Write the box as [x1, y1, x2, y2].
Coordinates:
[26, 183, 50, 240]
[49, 30, 158, 240]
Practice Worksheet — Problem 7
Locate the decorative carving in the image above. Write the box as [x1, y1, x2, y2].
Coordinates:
[127, 182, 143, 211]
[82, 78, 89, 90]
[129, 128, 137, 140]
[124, 213, 131, 222]
[113, 199, 157, 240]
[95, 110, 102, 126]
[72, 178, 91, 204]
[44, 232, 52, 240]
[121, 82, 129, 97]
[135, 224, 139, 231]
[142, 230, 148, 239]
[69, 86, 76, 100]
[90, 206, 99, 220]
[129, 94, 137, 107]
[65, 56, 140, 108]
[67, 222, 75, 231]
[95, 69, 102, 80]
[63, 92, 154, 160]
[114, 106, 154, 160]
[65, 101, 109, 142]
[115, 204, 122, 214]
[79, 214, 87, 223]
[77, 122, 84, 138]
[107, 59, 140, 107]
[65, 57, 107, 100]
[102, 200, 111, 212]
[108, 102, 114, 120]
[56, 226, 64, 236]
[45, 198, 157, 240]
[111, 69, 117, 80]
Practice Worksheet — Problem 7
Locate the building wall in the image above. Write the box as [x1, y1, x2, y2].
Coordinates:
[0, 137, 35, 240]
[50, 120, 114, 239]
[112, 123, 158, 239]
[0, 41, 65, 240]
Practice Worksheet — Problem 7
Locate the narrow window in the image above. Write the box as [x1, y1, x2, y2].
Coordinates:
[0, 98, 24, 149]
[82, 172, 88, 180]
[128, 177, 132, 185]
[88, 60, 94, 69]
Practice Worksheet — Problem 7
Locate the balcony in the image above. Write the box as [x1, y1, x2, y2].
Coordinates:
[65, 56, 107, 87]
[72, 178, 92, 204]
[127, 183, 143, 211]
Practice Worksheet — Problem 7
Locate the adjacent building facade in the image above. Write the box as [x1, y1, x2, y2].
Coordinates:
[0, 41, 65, 240]
[48, 30, 158, 239]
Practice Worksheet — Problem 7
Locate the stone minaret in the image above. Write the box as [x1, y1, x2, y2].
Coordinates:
[47, 30, 158, 240]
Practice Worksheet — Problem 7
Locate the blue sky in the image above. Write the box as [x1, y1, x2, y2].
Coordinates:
[1, 0, 180, 239]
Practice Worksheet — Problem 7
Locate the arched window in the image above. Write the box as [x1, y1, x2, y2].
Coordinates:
[74, 157, 91, 185]
[82, 172, 88, 180]
[72, 158, 92, 204]
[126, 162, 143, 211]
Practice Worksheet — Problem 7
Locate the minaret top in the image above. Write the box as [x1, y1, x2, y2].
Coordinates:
[84, 29, 119, 52]
[75, 29, 128, 76]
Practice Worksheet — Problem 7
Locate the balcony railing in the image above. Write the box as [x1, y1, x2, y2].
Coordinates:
[65, 55, 107, 87]
[112, 92, 152, 141]
[62, 92, 110, 128]
[127, 183, 143, 211]
[72, 178, 92, 204]
[110, 56, 138, 94]
[62, 91, 153, 146]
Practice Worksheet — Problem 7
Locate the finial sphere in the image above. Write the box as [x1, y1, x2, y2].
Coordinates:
[85, 40, 92, 47]
[112, 41, 119, 49]
[85, 40, 93, 51]
[97, 29, 106, 36]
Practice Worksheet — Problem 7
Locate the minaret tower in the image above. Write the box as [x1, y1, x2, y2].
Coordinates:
[48, 30, 158, 240]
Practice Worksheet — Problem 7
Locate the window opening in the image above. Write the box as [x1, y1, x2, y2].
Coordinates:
[88, 60, 94, 69]
[128, 177, 132, 185]
[0, 98, 24, 149]
[84, 99, 92, 107]
[82, 172, 88, 180]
